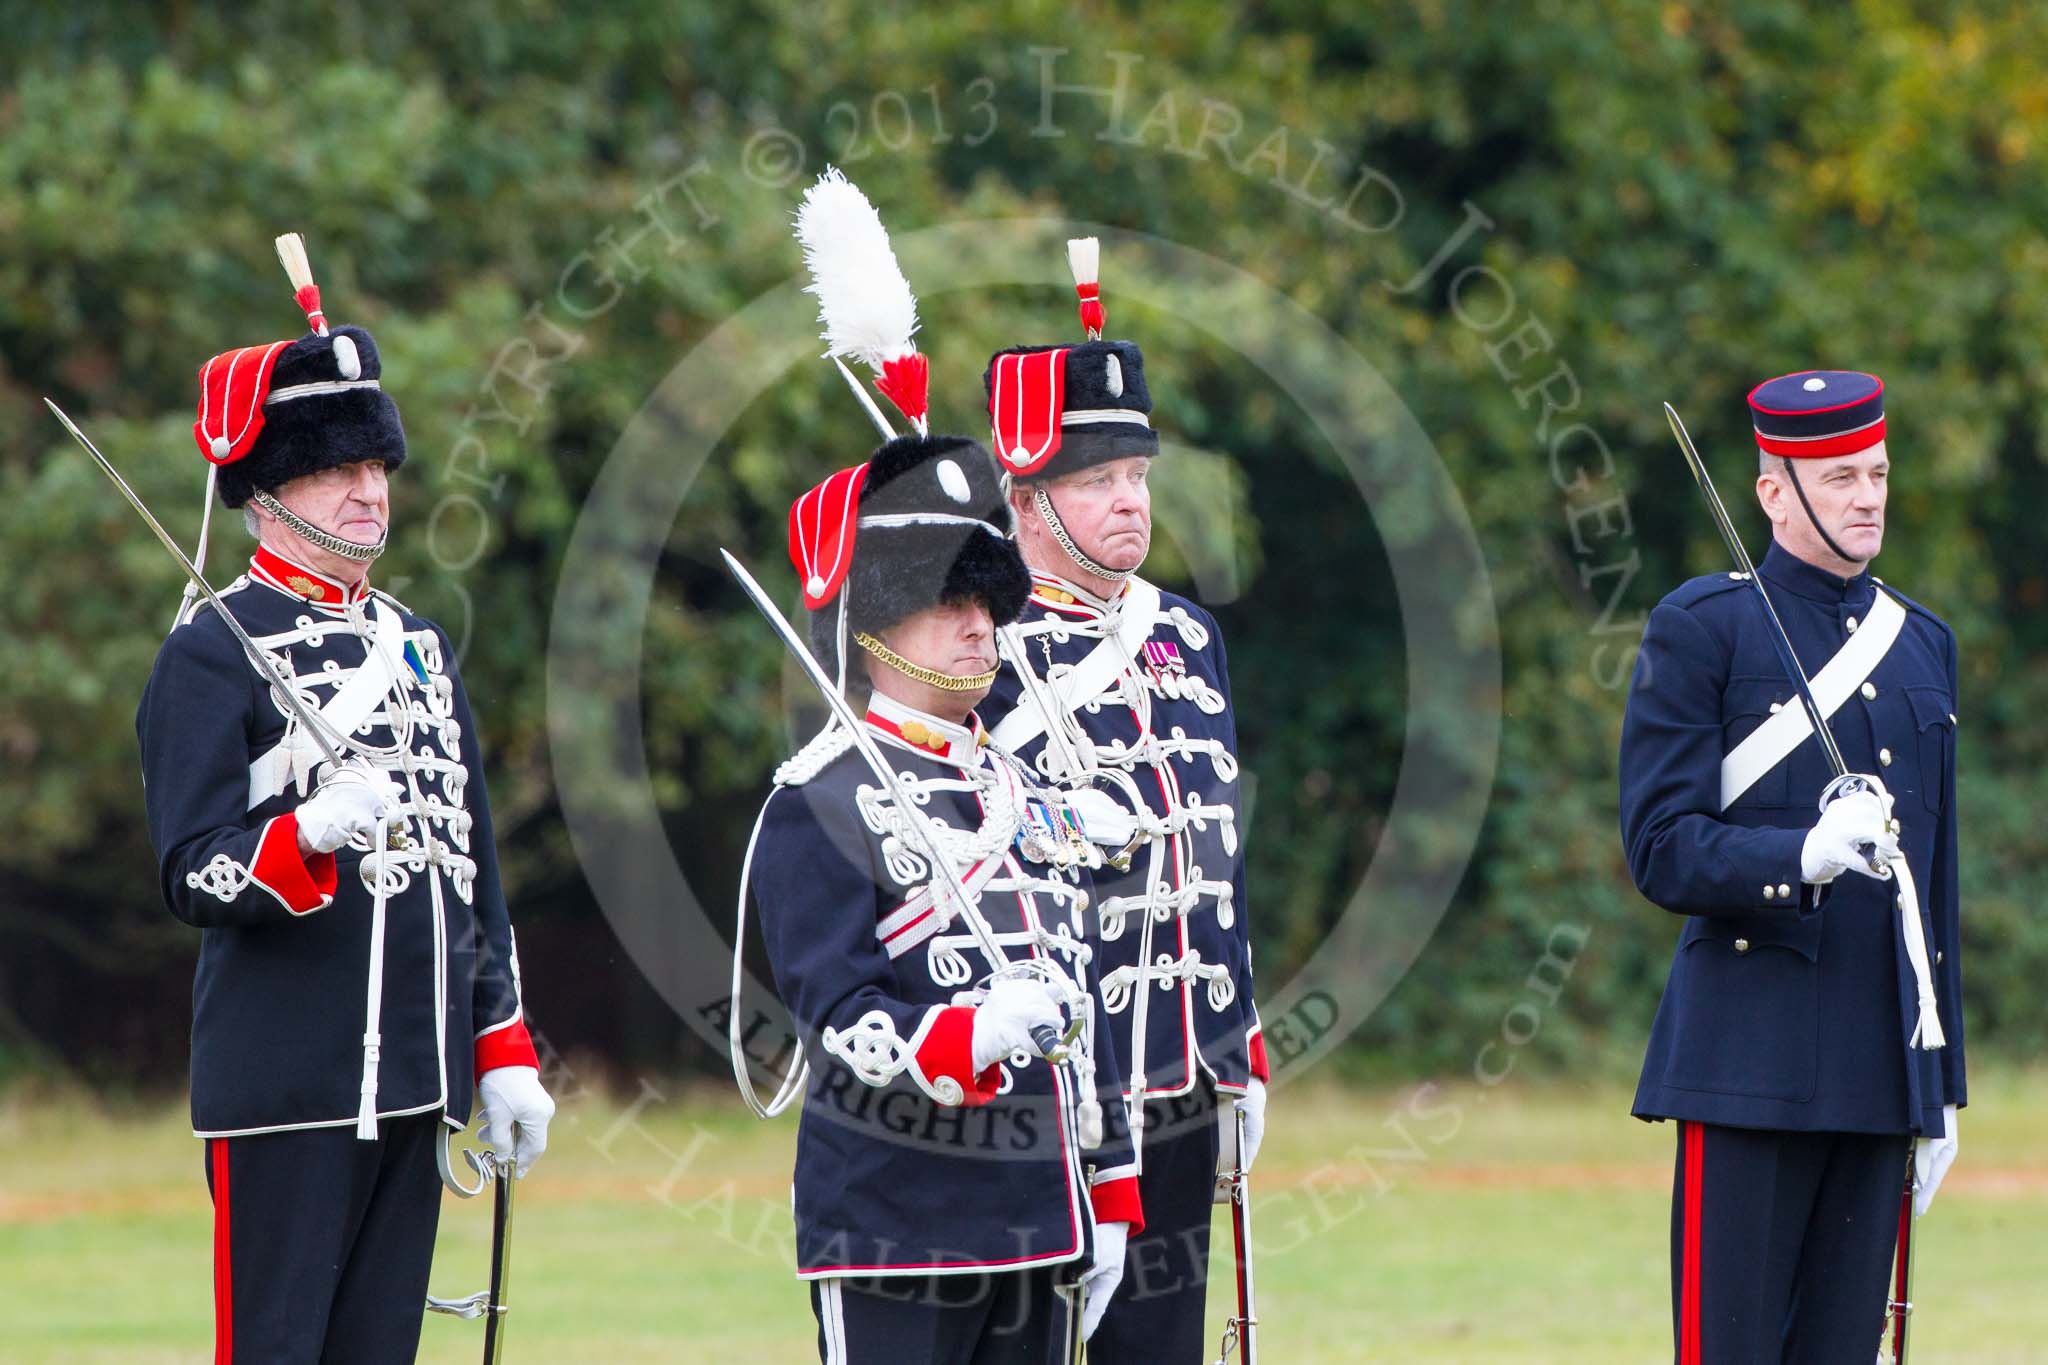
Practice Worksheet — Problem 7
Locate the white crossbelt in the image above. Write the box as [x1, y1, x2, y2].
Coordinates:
[1718, 587, 1906, 810]
[247, 599, 409, 807]
[990, 578, 1162, 754]
[1713, 586, 1943, 1050]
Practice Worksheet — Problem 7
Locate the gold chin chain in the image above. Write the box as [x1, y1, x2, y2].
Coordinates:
[854, 632, 998, 692]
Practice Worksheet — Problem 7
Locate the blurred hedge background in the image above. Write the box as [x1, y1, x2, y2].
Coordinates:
[3, 1, 2044, 1094]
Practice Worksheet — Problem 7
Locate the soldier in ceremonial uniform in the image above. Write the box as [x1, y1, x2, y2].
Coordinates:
[739, 428, 1143, 1363]
[1622, 371, 1965, 1362]
[135, 241, 553, 1363]
[976, 241, 1265, 1363]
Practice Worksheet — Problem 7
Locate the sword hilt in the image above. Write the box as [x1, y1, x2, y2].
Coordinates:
[1031, 1022, 1065, 1060]
[1819, 773, 1897, 879]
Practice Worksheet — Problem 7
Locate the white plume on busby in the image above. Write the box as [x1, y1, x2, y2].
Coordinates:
[795, 167, 929, 434]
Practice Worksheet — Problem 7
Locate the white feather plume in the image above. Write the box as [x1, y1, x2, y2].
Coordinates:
[795, 168, 920, 370]
[1066, 237, 1099, 289]
[275, 232, 315, 293]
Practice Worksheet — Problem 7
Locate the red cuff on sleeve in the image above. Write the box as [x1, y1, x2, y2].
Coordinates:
[1090, 1175, 1145, 1235]
[475, 1017, 539, 1076]
[1247, 1029, 1270, 1083]
[914, 1005, 1003, 1107]
[253, 813, 337, 916]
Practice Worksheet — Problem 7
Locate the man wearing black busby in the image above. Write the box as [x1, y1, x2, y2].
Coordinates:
[979, 240, 1266, 1364]
[730, 172, 1142, 1362]
[135, 236, 553, 1363]
[740, 426, 1146, 1361]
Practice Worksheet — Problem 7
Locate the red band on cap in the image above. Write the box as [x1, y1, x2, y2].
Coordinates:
[1755, 417, 1886, 459]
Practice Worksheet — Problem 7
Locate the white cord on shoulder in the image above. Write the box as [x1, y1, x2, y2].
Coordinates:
[356, 810, 391, 1139]
[171, 465, 219, 633]
[731, 794, 810, 1118]
[775, 719, 858, 787]
[835, 593, 850, 697]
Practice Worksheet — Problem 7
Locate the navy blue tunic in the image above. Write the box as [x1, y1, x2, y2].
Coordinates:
[1623, 543, 1965, 1135]
[747, 698, 1140, 1279]
[136, 553, 533, 1138]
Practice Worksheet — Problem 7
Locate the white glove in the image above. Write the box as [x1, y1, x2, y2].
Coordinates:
[1066, 785, 1141, 848]
[479, 1065, 555, 1178]
[1235, 1079, 1268, 1172]
[1799, 788, 1898, 885]
[970, 977, 1065, 1073]
[297, 761, 401, 853]
[1913, 1103, 1958, 1218]
[1080, 1220, 1129, 1341]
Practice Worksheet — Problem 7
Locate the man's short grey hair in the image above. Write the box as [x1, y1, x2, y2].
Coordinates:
[243, 504, 260, 536]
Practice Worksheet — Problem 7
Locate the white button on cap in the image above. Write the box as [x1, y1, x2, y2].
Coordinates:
[1880, 748, 1893, 766]
[1735, 938, 1752, 952]
[1861, 682, 1877, 700]
[1803, 377, 1828, 391]
[935, 459, 973, 504]
[1846, 615, 1859, 632]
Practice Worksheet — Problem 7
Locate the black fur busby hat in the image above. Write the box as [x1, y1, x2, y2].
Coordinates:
[983, 338, 1157, 480]
[191, 235, 408, 509]
[790, 435, 1030, 675]
[983, 237, 1160, 481]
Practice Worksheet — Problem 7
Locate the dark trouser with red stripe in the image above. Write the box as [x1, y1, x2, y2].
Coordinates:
[1670, 1121, 1908, 1365]
[204, 1111, 444, 1364]
[808, 1266, 1075, 1364]
[1087, 1084, 1221, 1365]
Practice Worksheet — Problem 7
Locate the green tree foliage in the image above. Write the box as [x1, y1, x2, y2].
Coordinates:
[2, 2, 2043, 1083]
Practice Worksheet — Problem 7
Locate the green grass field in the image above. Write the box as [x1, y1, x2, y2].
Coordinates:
[4, 1070, 2044, 1362]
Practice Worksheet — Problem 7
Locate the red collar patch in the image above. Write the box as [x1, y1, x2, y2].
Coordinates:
[250, 546, 369, 609]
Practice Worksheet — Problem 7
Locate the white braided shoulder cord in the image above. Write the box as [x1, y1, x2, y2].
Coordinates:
[731, 794, 810, 1119]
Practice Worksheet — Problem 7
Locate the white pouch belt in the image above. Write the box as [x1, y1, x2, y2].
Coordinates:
[1719, 587, 1906, 810]
[247, 600, 409, 808]
[991, 578, 1163, 753]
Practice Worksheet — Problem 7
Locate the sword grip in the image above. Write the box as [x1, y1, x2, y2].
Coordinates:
[1031, 1023, 1065, 1060]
